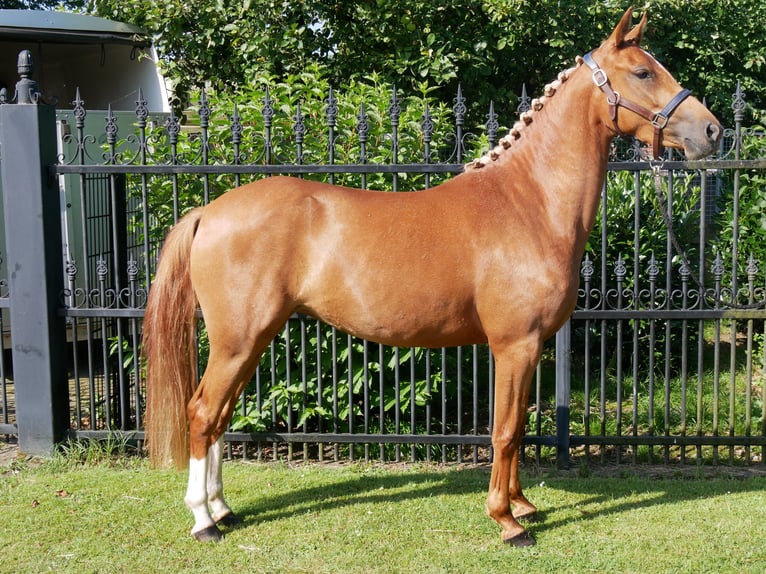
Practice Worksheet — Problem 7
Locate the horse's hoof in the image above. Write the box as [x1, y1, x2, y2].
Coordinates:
[216, 512, 241, 528]
[514, 511, 539, 523]
[503, 531, 537, 547]
[192, 524, 223, 543]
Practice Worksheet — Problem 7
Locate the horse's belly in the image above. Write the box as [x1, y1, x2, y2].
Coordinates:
[299, 294, 486, 348]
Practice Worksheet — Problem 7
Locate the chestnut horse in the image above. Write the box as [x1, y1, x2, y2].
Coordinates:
[143, 9, 721, 546]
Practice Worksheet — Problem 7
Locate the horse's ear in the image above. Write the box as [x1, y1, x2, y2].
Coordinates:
[608, 7, 646, 48]
[623, 12, 647, 46]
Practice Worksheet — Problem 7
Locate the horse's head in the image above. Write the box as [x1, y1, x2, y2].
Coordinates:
[587, 8, 721, 159]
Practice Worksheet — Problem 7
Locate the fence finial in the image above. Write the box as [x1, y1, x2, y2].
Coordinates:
[732, 80, 745, 124]
[15, 50, 41, 104]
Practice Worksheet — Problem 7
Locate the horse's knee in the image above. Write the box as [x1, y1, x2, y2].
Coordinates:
[491, 429, 522, 459]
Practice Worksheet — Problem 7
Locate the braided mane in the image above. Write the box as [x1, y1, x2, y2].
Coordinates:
[465, 57, 584, 170]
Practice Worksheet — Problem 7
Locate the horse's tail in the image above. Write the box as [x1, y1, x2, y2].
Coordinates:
[143, 207, 204, 470]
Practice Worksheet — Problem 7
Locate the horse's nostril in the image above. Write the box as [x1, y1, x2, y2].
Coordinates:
[707, 122, 721, 143]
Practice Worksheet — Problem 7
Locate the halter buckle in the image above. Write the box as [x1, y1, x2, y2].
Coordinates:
[652, 112, 669, 129]
[591, 68, 608, 88]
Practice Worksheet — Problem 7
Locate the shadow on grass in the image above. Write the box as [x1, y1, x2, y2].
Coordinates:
[224, 462, 766, 538]
[231, 465, 490, 529]
[529, 469, 765, 537]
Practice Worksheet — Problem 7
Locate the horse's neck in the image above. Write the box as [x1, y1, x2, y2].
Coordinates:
[488, 68, 611, 252]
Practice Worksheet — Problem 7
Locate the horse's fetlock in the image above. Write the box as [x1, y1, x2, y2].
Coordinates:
[184, 493, 207, 511]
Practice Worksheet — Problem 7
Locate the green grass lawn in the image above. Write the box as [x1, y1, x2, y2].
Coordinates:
[2, 450, 765, 573]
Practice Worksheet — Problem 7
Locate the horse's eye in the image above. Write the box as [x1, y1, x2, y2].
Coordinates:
[635, 69, 652, 80]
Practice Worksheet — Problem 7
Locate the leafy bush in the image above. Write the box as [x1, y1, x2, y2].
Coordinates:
[139, 64, 491, 236]
[712, 127, 766, 288]
[578, 153, 707, 377]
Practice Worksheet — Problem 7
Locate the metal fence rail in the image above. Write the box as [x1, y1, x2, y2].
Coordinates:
[1, 57, 765, 467]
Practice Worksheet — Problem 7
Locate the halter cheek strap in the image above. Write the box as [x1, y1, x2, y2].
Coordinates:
[582, 51, 691, 159]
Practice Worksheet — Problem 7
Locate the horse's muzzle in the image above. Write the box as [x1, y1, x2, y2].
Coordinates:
[683, 119, 722, 160]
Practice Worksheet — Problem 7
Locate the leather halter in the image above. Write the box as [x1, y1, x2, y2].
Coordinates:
[582, 51, 691, 160]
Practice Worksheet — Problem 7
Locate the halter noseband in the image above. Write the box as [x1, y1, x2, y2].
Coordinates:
[582, 51, 691, 160]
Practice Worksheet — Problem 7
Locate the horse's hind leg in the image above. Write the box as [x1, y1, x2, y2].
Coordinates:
[184, 331, 277, 541]
[187, 439, 233, 542]
[207, 436, 239, 526]
[180, 436, 241, 542]
[185, 454, 217, 541]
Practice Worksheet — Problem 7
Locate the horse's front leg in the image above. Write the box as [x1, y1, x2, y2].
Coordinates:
[486, 339, 539, 547]
[510, 453, 538, 521]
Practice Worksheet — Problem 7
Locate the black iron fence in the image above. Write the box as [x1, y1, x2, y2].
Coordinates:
[1, 52, 765, 468]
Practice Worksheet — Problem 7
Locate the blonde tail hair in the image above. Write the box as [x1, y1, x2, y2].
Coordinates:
[143, 208, 204, 469]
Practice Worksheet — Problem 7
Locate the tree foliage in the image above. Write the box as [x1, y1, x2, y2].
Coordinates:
[79, 0, 765, 125]
[0, 0, 72, 8]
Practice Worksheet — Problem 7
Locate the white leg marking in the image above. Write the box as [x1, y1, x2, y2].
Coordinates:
[207, 437, 233, 522]
[185, 456, 215, 535]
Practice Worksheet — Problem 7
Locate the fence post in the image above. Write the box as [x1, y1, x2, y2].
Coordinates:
[0, 50, 68, 455]
[555, 319, 571, 469]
